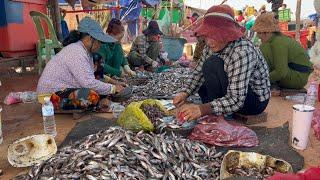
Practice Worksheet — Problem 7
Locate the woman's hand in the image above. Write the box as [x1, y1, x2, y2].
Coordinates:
[173, 92, 188, 107]
[115, 85, 125, 94]
[178, 104, 202, 121]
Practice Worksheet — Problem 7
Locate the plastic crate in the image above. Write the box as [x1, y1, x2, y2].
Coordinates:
[279, 22, 288, 32]
[278, 9, 291, 22]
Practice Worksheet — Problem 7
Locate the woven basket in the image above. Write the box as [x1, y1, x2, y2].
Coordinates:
[315, 0, 320, 13]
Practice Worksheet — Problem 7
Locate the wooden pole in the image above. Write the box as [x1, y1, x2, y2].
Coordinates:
[220, 0, 228, 5]
[116, 0, 120, 19]
[295, 0, 302, 42]
[49, 0, 63, 41]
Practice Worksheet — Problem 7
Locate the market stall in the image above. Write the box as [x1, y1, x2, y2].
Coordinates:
[0, 0, 320, 179]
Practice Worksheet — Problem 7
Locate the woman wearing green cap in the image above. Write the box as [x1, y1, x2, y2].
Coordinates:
[37, 17, 124, 111]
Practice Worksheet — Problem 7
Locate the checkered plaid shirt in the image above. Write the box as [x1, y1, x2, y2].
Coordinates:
[183, 38, 271, 115]
[129, 35, 166, 65]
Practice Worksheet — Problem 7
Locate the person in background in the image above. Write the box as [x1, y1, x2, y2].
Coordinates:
[38, 17, 124, 111]
[245, 9, 258, 31]
[188, 12, 200, 23]
[60, 8, 69, 40]
[173, 5, 270, 121]
[98, 18, 136, 77]
[279, 3, 287, 10]
[253, 13, 313, 90]
[259, 5, 267, 15]
[236, 10, 245, 24]
[192, 36, 206, 63]
[267, 0, 283, 19]
[128, 21, 170, 71]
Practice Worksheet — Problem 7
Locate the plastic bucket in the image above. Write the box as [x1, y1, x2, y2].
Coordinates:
[292, 104, 315, 150]
[162, 36, 187, 61]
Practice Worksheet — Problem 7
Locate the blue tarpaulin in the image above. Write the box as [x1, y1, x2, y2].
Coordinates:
[309, 13, 319, 23]
[118, 0, 160, 39]
[142, 0, 161, 6]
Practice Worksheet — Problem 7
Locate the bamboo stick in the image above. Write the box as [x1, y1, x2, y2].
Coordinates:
[295, 0, 302, 42]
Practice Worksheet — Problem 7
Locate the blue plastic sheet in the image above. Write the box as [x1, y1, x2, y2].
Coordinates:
[142, 0, 161, 6]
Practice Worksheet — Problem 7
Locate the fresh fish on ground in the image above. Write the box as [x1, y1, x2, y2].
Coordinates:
[121, 68, 191, 106]
[228, 166, 276, 180]
[14, 127, 224, 180]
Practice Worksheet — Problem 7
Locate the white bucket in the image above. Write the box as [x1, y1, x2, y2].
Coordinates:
[292, 104, 315, 150]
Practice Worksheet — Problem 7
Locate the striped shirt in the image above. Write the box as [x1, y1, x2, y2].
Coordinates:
[129, 35, 167, 65]
[183, 38, 271, 115]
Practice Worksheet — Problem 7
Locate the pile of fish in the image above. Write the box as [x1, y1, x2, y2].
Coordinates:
[130, 68, 191, 97]
[15, 127, 223, 180]
[140, 104, 166, 124]
[121, 68, 191, 106]
[228, 166, 275, 179]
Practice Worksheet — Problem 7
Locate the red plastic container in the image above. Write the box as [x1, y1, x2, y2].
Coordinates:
[278, 22, 288, 32]
[0, 0, 48, 58]
[282, 30, 309, 50]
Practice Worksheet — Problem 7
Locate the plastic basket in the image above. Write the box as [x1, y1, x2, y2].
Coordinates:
[278, 9, 291, 22]
[162, 36, 187, 61]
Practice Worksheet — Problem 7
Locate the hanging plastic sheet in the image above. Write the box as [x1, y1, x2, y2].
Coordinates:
[141, 0, 161, 7]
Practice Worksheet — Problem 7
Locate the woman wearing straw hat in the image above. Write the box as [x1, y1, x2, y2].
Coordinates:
[253, 13, 312, 90]
[173, 5, 270, 121]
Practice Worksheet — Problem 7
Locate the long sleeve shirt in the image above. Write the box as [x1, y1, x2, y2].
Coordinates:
[182, 38, 271, 115]
[260, 34, 312, 83]
[98, 43, 128, 77]
[37, 41, 114, 95]
[129, 35, 167, 65]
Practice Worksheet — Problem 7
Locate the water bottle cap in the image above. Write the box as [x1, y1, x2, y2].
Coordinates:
[44, 97, 51, 102]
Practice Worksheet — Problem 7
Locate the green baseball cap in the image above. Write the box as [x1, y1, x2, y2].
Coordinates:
[78, 17, 116, 43]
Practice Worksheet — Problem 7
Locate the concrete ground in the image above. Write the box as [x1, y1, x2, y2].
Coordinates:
[0, 74, 319, 179]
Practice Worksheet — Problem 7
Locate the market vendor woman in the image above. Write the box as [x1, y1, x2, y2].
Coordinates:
[98, 18, 136, 77]
[253, 13, 313, 89]
[173, 5, 271, 120]
[128, 21, 170, 70]
[37, 17, 124, 110]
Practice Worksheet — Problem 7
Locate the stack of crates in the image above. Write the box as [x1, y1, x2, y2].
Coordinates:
[278, 9, 291, 22]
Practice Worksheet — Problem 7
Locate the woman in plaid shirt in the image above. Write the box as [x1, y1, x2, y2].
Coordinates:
[173, 5, 271, 121]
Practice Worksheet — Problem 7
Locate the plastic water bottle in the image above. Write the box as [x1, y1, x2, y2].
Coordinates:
[305, 81, 318, 107]
[42, 97, 57, 137]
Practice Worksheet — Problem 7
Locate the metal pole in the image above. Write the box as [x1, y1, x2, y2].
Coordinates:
[295, 0, 302, 42]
